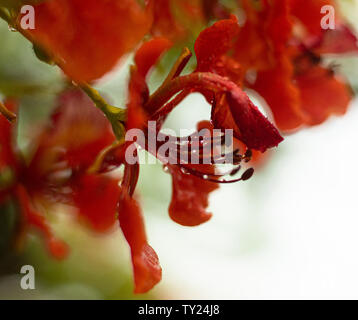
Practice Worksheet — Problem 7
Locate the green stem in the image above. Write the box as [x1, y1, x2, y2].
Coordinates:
[79, 82, 126, 120]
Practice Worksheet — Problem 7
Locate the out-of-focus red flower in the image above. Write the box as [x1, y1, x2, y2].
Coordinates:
[23, 0, 152, 81]
[0, 90, 119, 260]
[294, 64, 352, 125]
[291, 0, 335, 36]
[151, 0, 206, 42]
[199, 1, 357, 133]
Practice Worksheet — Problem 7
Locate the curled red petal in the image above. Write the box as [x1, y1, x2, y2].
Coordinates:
[118, 191, 161, 293]
[168, 164, 219, 227]
[145, 73, 284, 152]
[194, 17, 243, 87]
[127, 69, 149, 131]
[211, 93, 240, 138]
[195, 16, 239, 72]
[127, 38, 172, 130]
[26, 0, 152, 81]
[135, 38, 173, 78]
[72, 174, 120, 232]
[226, 89, 284, 152]
[122, 161, 140, 198]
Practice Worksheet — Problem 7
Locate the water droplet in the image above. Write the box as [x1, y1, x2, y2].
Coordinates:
[180, 167, 188, 174]
[8, 25, 17, 32]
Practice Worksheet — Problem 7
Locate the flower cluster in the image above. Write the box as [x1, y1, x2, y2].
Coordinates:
[0, 0, 357, 293]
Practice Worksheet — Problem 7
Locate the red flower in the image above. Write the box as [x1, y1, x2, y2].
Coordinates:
[0, 87, 163, 293]
[187, 1, 357, 133]
[189, 16, 283, 152]
[0, 90, 118, 259]
[236, 0, 357, 131]
[4, 0, 355, 295]
[75, 35, 282, 291]
[110, 35, 282, 232]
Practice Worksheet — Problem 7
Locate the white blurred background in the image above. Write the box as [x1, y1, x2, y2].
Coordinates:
[144, 96, 358, 300]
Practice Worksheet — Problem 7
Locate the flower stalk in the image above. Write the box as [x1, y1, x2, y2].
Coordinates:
[0, 100, 16, 123]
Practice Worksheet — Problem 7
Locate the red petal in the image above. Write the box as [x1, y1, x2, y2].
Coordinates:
[151, 0, 186, 41]
[252, 56, 306, 131]
[194, 17, 243, 87]
[127, 69, 149, 132]
[151, 0, 205, 42]
[226, 89, 284, 152]
[233, 0, 273, 71]
[118, 192, 162, 293]
[211, 93, 240, 137]
[264, 0, 293, 52]
[203, 74, 284, 152]
[127, 38, 172, 130]
[34, 89, 115, 172]
[291, 0, 335, 36]
[195, 16, 240, 72]
[234, 0, 292, 71]
[0, 100, 18, 170]
[135, 38, 173, 78]
[72, 174, 120, 232]
[313, 24, 358, 55]
[26, 0, 152, 81]
[145, 72, 284, 152]
[16, 184, 69, 260]
[168, 164, 219, 226]
[295, 65, 352, 125]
